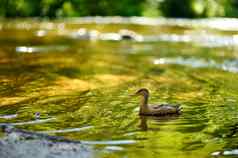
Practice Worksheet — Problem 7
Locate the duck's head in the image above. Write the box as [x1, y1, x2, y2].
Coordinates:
[134, 88, 149, 97]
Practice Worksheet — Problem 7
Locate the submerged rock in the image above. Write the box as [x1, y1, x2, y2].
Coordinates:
[0, 125, 94, 158]
[118, 29, 143, 41]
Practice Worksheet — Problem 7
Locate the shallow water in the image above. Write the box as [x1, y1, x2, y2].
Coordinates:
[1, 17, 238, 158]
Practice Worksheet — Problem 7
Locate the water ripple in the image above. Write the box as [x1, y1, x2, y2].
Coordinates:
[3, 18, 238, 47]
[0, 114, 18, 119]
[81, 140, 136, 145]
[154, 57, 238, 73]
[65, 17, 238, 31]
[41, 126, 93, 134]
[66, 29, 238, 47]
[104, 146, 124, 151]
[144, 33, 238, 47]
[0, 118, 56, 126]
[16, 45, 69, 53]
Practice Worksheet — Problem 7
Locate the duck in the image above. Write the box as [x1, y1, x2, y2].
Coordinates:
[134, 88, 181, 116]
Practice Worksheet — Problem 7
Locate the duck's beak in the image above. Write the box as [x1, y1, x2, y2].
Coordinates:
[130, 93, 138, 97]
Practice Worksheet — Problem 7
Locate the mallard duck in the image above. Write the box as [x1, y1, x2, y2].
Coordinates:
[135, 88, 181, 116]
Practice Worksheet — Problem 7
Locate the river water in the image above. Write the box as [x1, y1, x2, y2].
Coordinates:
[1, 17, 238, 158]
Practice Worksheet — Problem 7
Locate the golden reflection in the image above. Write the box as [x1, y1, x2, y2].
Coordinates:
[95, 74, 135, 86]
[176, 91, 204, 100]
[41, 74, 135, 96]
[0, 97, 27, 107]
[0, 73, 136, 106]
[54, 77, 94, 90]
[32, 77, 94, 96]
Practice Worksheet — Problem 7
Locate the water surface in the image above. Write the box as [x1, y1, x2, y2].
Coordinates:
[1, 17, 238, 158]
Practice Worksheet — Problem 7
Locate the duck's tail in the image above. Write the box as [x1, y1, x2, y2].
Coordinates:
[175, 105, 182, 114]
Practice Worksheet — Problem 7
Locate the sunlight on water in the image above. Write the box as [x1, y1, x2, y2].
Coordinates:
[145, 33, 238, 47]
[2, 17, 238, 47]
[81, 140, 136, 145]
[154, 57, 238, 73]
[41, 126, 94, 134]
[0, 114, 18, 119]
[16, 46, 69, 53]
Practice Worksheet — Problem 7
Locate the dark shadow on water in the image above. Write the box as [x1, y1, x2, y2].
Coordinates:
[139, 115, 180, 131]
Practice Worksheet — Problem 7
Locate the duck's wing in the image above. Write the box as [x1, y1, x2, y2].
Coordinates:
[150, 104, 181, 115]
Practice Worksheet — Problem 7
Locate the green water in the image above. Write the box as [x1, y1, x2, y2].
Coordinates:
[1, 18, 238, 158]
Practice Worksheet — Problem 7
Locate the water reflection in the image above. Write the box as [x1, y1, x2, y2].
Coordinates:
[139, 115, 180, 131]
[212, 149, 238, 157]
[3, 18, 238, 48]
[104, 146, 124, 151]
[139, 116, 148, 131]
[65, 29, 238, 47]
[145, 33, 238, 47]
[41, 126, 93, 134]
[81, 140, 136, 145]
[16, 45, 69, 53]
[154, 57, 238, 73]
[0, 114, 17, 119]
[35, 30, 48, 37]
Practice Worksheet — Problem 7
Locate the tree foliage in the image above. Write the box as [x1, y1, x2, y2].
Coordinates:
[0, 0, 238, 18]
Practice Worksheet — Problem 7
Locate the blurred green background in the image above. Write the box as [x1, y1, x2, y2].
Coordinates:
[1, 0, 238, 18]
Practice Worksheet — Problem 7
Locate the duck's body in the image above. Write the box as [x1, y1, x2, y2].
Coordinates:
[140, 103, 181, 116]
[135, 88, 181, 116]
